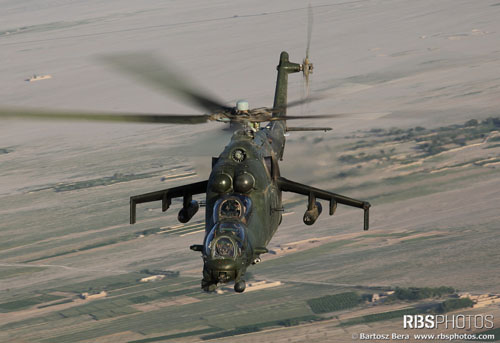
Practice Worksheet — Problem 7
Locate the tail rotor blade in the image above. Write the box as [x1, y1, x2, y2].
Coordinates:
[306, 3, 313, 60]
[302, 4, 314, 99]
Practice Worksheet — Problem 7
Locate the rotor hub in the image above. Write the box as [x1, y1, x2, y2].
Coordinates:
[301, 58, 313, 77]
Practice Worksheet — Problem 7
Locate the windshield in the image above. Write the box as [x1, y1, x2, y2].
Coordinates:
[220, 199, 242, 218]
[213, 237, 235, 258]
[204, 222, 246, 259]
[213, 195, 252, 222]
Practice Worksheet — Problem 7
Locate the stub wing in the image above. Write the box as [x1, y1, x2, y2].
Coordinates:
[130, 180, 208, 224]
[277, 177, 371, 230]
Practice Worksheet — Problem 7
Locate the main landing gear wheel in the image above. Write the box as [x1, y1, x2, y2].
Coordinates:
[234, 280, 246, 293]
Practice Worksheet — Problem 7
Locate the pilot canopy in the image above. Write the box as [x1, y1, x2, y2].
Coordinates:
[204, 222, 246, 259]
[204, 195, 252, 259]
[212, 195, 252, 223]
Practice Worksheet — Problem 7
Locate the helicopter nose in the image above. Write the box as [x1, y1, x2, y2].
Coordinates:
[205, 259, 238, 283]
[202, 221, 248, 284]
[206, 251, 239, 269]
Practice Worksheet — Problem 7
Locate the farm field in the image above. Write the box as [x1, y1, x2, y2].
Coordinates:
[1, 0, 500, 342]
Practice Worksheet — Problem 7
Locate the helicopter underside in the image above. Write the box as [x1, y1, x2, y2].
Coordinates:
[202, 263, 246, 293]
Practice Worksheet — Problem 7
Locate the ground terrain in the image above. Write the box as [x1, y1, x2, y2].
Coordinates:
[1, 0, 500, 342]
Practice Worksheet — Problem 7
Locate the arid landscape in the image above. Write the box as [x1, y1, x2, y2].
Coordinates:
[1, 0, 500, 342]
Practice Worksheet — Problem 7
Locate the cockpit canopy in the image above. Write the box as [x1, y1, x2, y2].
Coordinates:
[204, 222, 246, 259]
[213, 195, 252, 223]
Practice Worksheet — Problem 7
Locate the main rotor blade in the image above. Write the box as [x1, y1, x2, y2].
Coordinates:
[99, 53, 232, 113]
[0, 107, 211, 125]
[267, 112, 380, 121]
[267, 95, 323, 113]
[268, 114, 341, 121]
[286, 126, 332, 131]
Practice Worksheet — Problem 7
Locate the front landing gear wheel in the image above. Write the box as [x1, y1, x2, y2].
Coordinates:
[234, 280, 246, 293]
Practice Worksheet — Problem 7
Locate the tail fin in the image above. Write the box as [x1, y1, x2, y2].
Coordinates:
[272, 51, 301, 118]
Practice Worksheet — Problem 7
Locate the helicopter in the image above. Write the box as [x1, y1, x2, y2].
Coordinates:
[0, 50, 370, 293]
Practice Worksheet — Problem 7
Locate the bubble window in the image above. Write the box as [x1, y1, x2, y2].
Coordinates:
[213, 196, 252, 222]
[213, 237, 235, 258]
[220, 199, 242, 218]
[204, 222, 246, 258]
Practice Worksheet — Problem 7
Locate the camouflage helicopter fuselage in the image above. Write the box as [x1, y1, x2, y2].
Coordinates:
[0, 48, 370, 293]
[130, 52, 370, 292]
[202, 119, 284, 290]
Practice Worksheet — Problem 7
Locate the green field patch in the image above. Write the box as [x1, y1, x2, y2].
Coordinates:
[202, 326, 261, 340]
[128, 288, 193, 304]
[37, 299, 73, 308]
[307, 292, 362, 314]
[22, 226, 198, 262]
[487, 136, 500, 142]
[23, 233, 139, 262]
[58, 299, 139, 320]
[109, 282, 161, 297]
[201, 315, 322, 340]
[88, 305, 139, 320]
[388, 287, 455, 301]
[0, 312, 62, 331]
[28, 172, 159, 193]
[0, 294, 64, 312]
[204, 294, 314, 330]
[0, 266, 47, 279]
[50, 273, 143, 293]
[109, 276, 196, 299]
[129, 295, 151, 304]
[436, 297, 473, 313]
[261, 239, 355, 267]
[366, 167, 496, 204]
[341, 292, 467, 327]
[38, 287, 313, 342]
[351, 117, 500, 158]
[341, 307, 421, 326]
[128, 328, 221, 343]
[57, 307, 81, 318]
[484, 143, 500, 149]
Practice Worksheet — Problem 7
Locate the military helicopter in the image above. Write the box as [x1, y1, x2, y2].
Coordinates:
[0, 49, 370, 293]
